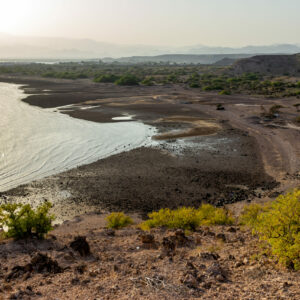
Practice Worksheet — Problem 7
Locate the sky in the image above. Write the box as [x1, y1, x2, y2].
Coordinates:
[0, 0, 299, 47]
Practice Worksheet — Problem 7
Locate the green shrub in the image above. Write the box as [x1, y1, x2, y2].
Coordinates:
[0, 202, 54, 239]
[189, 81, 200, 88]
[94, 74, 119, 83]
[295, 116, 300, 123]
[115, 74, 139, 86]
[140, 204, 234, 231]
[219, 90, 231, 95]
[106, 212, 133, 229]
[239, 203, 270, 232]
[141, 76, 155, 86]
[166, 74, 178, 83]
[269, 104, 284, 114]
[240, 190, 300, 270]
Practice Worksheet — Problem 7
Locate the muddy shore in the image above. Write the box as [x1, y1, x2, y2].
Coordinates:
[1, 76, 300, 221]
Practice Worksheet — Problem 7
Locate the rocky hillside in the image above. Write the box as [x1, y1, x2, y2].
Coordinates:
[213, 57, 237, 66]
[0, 213, 299, 300]
[233, 54, 300, 75]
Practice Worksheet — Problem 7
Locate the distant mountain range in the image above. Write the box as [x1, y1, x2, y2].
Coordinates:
[0, 33, 299, 61]
[102, 54, 253, 65]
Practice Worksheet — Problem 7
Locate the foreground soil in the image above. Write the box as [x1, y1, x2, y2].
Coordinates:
[0, 214, 299, 300]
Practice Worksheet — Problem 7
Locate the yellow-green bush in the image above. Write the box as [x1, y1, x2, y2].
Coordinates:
[239, 203, 270, 231]
[140, 204, 234, 231]
[240, 189, 300, 270]
[0, 202, 54, 239]
[106, 212, 133, 229]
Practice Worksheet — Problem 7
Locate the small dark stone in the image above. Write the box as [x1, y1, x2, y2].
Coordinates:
[181, 273, 198, 289]
[31, 253, 62, 274]
[71, 277, 80, 285]
[174, 229, 189, 246]
[227, 227, 237, 233]
[206, 262, 226, 280]
[161, 236, 176, 257]
[228, 254, 235, 260]
[216, 233, 226, 242]
[70, 236, 91, 257]
[200, 252, 220, 260]
[104, 229, 115, 236]
[75, 264, 87, 274]
[139, 233, 154, 244]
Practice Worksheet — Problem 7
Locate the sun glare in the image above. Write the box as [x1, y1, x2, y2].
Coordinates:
[0, 1, 35, 35]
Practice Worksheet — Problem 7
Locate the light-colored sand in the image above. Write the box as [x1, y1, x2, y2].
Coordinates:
[153, 116, 221, 140]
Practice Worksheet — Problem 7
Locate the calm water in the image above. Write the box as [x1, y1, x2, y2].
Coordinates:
[0, 83, 154, 191]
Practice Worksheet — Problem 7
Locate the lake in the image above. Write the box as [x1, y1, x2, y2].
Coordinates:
[0, 82, 154, 191]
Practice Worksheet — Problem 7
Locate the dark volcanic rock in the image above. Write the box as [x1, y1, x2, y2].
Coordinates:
[30, 253, 62, 274]
[70, 236, 91, 257]
[139, 233, 155, 244]
[6, 253, 62, 281]
[161, 236, 176, 257]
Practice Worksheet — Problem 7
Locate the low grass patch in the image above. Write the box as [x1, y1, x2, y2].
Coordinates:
[140, 204, 234, 231]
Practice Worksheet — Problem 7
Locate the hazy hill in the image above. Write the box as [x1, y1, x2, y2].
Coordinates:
[102, 54, 253, 64]
[233, 54, 300, 75]
[0, 33, 300, 59]
[213, 57, 238, 66]
[183, 44, 300, 55]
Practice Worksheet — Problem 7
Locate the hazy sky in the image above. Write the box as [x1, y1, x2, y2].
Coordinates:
[0, 0, 299, 46]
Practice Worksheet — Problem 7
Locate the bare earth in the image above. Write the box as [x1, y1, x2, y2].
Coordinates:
[0, 76, 299, 299]
[0, 214, 299, 300]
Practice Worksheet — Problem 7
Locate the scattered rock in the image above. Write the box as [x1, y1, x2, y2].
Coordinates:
[234, 261, 244, 268]
[89, 270, 98, 277]
[200, 252, 220, 260]
[227, 227, 237, 233]
[6, 265, 32, 281]
[174, 229, 189, 246]
[63, 251, 75, 262]
[282, 282, 293, 289]
[6, 253, 62, 281]
[70, 236, 91, 256]
[206, 262, 226, 281]
[31, 253, 62, 274]
[203, 230, 216, 237]
[182, 273, 198, 288]
[139, 233, 154, 244]
[75, 264, 87, 274]
[161, 236, 176, 257]
[201, 281, 212, 290]
[216, 233, 226, 242]
[104, 229, 115, 236]
[228, 254, 235, 260]
[194, 233, 202, 245]
[71, 277, 80, 285]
